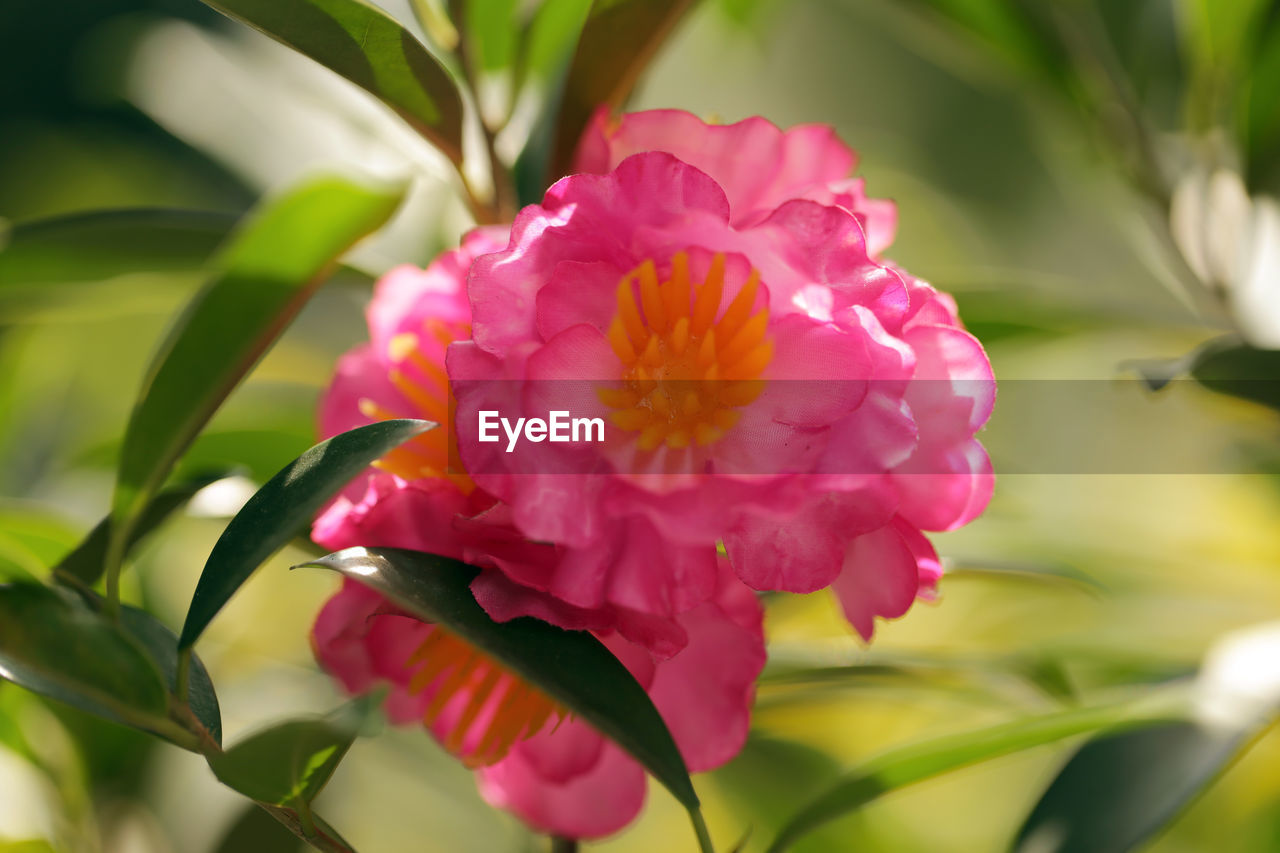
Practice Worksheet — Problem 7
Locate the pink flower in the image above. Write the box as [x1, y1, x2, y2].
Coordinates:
[449, 109, 993, 640]
[314, 561, 764, 839]
[311, 228, 765, 838]
[315, 229, 699, 657]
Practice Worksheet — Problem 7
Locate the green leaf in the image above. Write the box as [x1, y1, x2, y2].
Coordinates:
[110, 177, 404, 551]
[1189, 339, 1280, 413]
[512, 0, 592, 205]
[1012, 720, 1245, 853]
[766, 700, 1176, 852]
[546, 0, 696, 181]
[455, 0, 521, 72]
[1013, 622, 1280, 853]
[0, 583, 171, 737]
[200, 0, 465, 163]
[944, 557, 1106, 596]
[0, 209, 234, 290]
[55, 472, 231, 586]
[711, 733, 846, 850]
[117, 604, 222, 746]
[298, 546, 701, 811]
[213, 804, 305, 853]
[208, 693, 379, 806]
[179, 420, 432, 649]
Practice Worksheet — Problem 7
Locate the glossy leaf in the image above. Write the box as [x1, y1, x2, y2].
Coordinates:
[766, 701, 1174, 852]
[1012, 721, 1245, 853]
[0, 583, 171, 735]
[201, 0, 465, 163]
[110, 177, 404, 546]
[179, 420, 432, 649]
[546, 0, 696, 180]
[117, 604, 222, 745]
[55, 471, 231, 586]
[208, 694, 378, 807]
[0, 209, 234, 290]
[298, 546, 700, 810]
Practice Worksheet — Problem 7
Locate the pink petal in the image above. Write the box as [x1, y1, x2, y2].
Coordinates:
[831, 517, 925, 641]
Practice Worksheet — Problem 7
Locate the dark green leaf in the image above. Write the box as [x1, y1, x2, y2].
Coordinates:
[213, 804, 305, 853]
[546, 0, 696, 181]
[299, 546, 700, 810]
[201, 0, 465, 163]
[766, 701, 1172, 852]
[56, 472, 231, 586]
[0, 583, 170, 736]
[208, 693, 379, 806]
[1190, 339, 1280, 413]
[179, 420, 432, 649]
[1012, 720, 1245, 853]
[116, 605, 222, 746]
[0, 209, 234, 290]
[110, 176, 405, 544]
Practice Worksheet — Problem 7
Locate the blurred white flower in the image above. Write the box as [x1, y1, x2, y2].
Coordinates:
[126, 18, 473, 270]
[185, 474, 258, 518]
[1171, 168, 1280, 349]
[1194, 620, 1280, 732]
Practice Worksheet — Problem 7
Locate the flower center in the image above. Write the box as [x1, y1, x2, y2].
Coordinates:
[601, 252, 773, 451]
[406, 627, 565, 767]
[358, 317, 473, 492]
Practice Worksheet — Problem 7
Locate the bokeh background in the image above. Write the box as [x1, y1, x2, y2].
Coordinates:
[3, 0, 1280, 850]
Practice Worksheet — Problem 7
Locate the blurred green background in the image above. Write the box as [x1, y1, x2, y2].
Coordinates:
[4, 0, 1280, 851]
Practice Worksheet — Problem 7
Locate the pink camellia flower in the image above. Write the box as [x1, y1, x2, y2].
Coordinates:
[311, 231, 765, 838]
[314, 227, 699, 658]
[447, 108, 993, 641]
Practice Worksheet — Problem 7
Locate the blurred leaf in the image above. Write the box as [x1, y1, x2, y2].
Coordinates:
[201, 0, 466, 163]
[208, 694, 378, 807]
[512, 0, 592, 205]
[213, 803, 305, 853]
[1015, 622, 1280, 853]
[1189, 339, 1280, 413]
[110, 176, 404, 547]
[546, 0, 696, 181]
[455, 0, 521, 123]
[766, 700, 1174, 852]
[409, 0, 460, 51]
[117, 604, 221, 746]
[0, 583, 172, 737]
[1012, 720, 1247, 853]
[712, 733, 849, 851]
[1243, 11, 1280, 188]
[179, 419, 432, 649]
[944, 557, 1106, 596]
[0, 842, 59, 853]
[893, 0, 1073, 91]
[55, 471, 231, 586]
[299, 546, 701, 812]
[0, 507, 82, 569]
[0, 532, 42, 580]
[0, 209, 233, 290]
